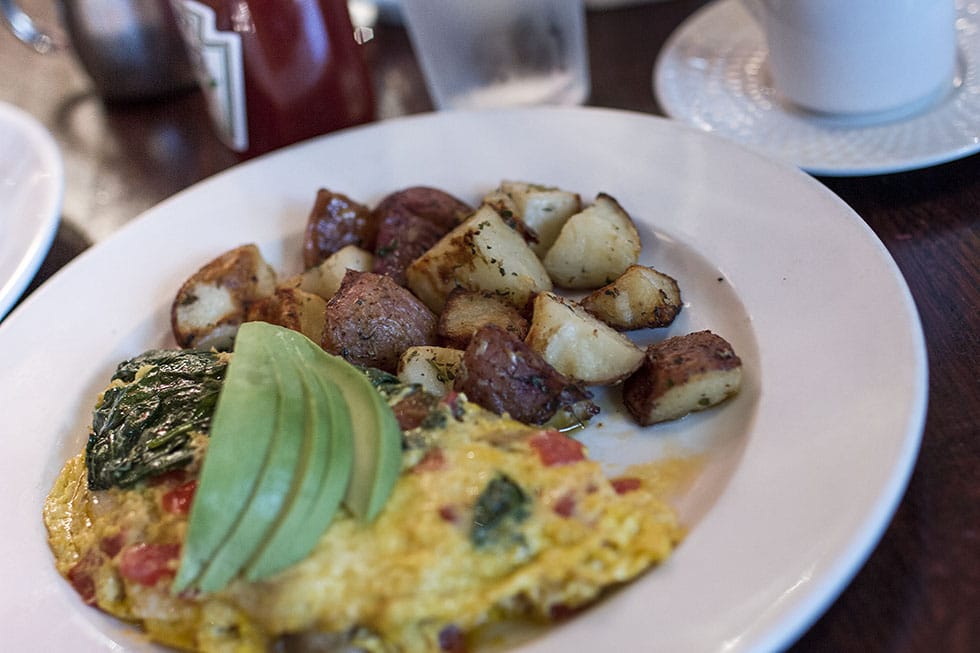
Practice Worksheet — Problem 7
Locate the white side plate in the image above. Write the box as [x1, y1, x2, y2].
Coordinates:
[0, 102, 63, 319]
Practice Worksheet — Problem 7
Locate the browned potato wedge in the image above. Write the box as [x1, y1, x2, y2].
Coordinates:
[543, 193, 641, 289]
[244, 287, 328, 344]
[524, 292, 645, 385]
[171, 244, 277, 350]
[437, 288, 530, 349]
[580, 265, 682, 330]
[283, 244, 374, 300]
[321, 270, 438, 373]
[454, 324, 598, 426]
[397, 345, 465, 397]
[496, 181, 581, 256]
[303, 189, 376, 268]
[623, 330, 742, 425]
[480, 190, 541, 246]
[406, 205, 553, 313]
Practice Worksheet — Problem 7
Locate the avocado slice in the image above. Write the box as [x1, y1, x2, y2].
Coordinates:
[172, 322, 281, 593]
[315, 350, 403, 522]
[243, 340, 353, 581]
[192, 331, 308, 592]
[174, 322, 402, 594]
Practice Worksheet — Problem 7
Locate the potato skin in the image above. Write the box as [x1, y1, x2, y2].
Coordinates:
[371, 187, 473, 285]
[372, 186, 473, 232]
[623, 330, 742, 425]
[303, 189, 376, 269]
[321, 270, 438, 373]
[372, 211, 447, 286]
[453, 324, 597, 426]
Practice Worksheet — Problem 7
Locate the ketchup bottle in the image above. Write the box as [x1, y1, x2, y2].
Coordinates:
[172, 0, 375, 159]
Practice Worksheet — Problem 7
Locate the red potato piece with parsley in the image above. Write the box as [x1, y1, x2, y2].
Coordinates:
[623, 330, 743, 425]
[321, 270, 438, 373]
[524, 291, 645, 385]
[406, 205, 553, 313]
[171, 244, 277, 350]
[372, 210, 449, 286]
[371, 187, 474, 286]
[302, 189, 377, 269]
[580, 265, 682, 330]
[371, 186, 473, 232]
[543, 193, 642, 289]
[453, 324, 598, 427]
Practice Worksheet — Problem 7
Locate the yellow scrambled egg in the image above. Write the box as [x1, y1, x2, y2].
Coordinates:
[45, 396, 683, 652]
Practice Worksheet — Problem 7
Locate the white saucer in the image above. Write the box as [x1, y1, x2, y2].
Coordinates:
[654, 0, 980, 176]
[0, 102, 63, 319]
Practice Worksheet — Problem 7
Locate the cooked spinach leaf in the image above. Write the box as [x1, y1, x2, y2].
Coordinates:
[86, 349, 227, 490]
[470, 474, 530, 548]
[362, 366, 411, 401]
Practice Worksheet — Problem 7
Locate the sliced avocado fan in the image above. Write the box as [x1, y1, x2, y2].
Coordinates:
[172, 322, 401, 594]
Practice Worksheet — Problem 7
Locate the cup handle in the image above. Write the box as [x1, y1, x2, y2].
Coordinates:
[0, 0, 64, 54]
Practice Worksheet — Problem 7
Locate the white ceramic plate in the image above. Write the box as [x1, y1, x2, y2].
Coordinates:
[0, 107, 926, 652]
[0, 102, 63, 319]
[654, 0, 980, 176]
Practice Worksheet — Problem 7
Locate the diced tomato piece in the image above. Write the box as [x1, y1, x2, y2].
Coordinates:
[610, 477, 642, 494]
[67, 549, 100, 605]
[118, 543, 180, 587]
[392, 391, 435, 430]
[99, 531, 126, 558]
[553, 492, 576, 518]
[438, 505, 458, 523]
[161, 480, 198, 515]
[529, 430, 585, 466]
[413, 447, 446, 473]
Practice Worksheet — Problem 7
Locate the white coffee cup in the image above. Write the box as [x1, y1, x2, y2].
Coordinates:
[742, 0, 958, 118]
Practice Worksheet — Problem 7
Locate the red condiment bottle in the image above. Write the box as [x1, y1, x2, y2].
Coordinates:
[172, 0, 375, 159]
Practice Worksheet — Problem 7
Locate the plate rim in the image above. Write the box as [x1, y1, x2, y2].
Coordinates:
[0, 106, 927, 652]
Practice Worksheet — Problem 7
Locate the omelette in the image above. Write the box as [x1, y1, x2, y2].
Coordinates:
[44, 350, 683, 652]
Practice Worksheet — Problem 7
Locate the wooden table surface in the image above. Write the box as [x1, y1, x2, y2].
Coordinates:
[2, 1, 977, 651]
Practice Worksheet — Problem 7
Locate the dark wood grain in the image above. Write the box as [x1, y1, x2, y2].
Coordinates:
[1, 1, 977, 651]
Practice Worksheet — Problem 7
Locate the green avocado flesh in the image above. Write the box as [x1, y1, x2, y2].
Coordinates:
[244, 352, 353, 581]
[314, 344, 403, 522]
[173, 322, 401, 594]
